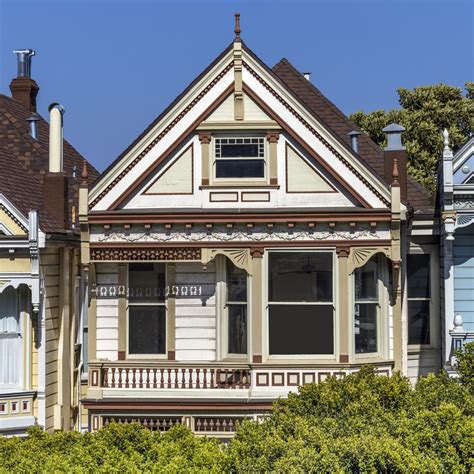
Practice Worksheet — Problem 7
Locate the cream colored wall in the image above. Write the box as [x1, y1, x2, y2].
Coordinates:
[0, 256, 31, 273]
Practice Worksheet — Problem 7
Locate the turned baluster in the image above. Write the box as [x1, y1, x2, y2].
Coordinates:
[210, 369, 215, 388]
[203, 368, 207, 389]
[231, 369, 236, 389]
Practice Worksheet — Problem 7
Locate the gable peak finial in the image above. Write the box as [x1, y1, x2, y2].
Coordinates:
[234, 13, 241, 42]
[392, 158, 400, 186]
[81, 159, 88, 187]
[443, 128, 450, 150]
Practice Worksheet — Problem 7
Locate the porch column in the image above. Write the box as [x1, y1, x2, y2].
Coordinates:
[336, 246, 350, 363]
[167, 263, 176, 360]
[88, 264, 97, 362]
[117, 263, 127, 360]
[251, 248, 264, 363]
[199, 133, 211, 186]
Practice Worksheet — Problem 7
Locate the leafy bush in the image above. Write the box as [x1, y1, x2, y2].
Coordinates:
[455, 341, 474, 393]
[0, 367, 472, 473]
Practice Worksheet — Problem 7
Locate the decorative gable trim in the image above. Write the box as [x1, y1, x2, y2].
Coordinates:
[242, 61, 389, 207]
[90, 61, 234, 210]
[0, 194, 28, 233]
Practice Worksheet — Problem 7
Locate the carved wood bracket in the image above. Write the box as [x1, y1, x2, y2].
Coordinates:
[348, 247, 391, 274]
[201, 248, 252, 275]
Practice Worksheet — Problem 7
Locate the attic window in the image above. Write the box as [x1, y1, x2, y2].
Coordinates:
[214, 137, 265, 179]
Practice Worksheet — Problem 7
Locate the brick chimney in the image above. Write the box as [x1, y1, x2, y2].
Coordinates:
[383, 123, 407, 202]
[43, 103, 69, 229]
[9, 49, 39, 112]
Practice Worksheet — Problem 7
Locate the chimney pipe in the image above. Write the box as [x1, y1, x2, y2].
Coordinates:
[26, 113, 39, 140]
[13, 49, 35, 78]
[10, 49, 39, 111]
[383, 123, 407, 201]
[48, 103, 65, 173]
[303, 72, 311, 81]
[43, 103, 68, 229]
[348, 131, 362, 154]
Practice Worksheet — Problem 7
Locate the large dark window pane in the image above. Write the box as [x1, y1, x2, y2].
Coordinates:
[216, 159, 264, 178]
[228, 305, 247, 354]
[221, 143, 259, 157]
[408, 301, 430, 345]
[129, 306, 166, 354]
[355, 259, 378, 301]
[129, 263, 165, 303]
[227, 264, 247, 302]
[269, 253, 333, 302]
[269, 305, 333, 354]
[355, 304, 377, 353]
[407, 255, 430, 298]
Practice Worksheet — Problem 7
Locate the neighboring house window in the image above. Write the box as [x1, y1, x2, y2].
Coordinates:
[226, 261, 248, 355]
[407, 254, 431, 345]
[128, 263, 166, 355]
[214, 137, 265, 179]
[0, 287, 22, 388]
[354, 258, 378, 354]
[268, 252, 333, 355]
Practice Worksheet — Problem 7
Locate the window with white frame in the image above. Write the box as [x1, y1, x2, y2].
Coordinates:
[214, 137, 265, 179]
[268, 252, 334, 355]
[225, 260, 248, 355]
[128, 263, 166, 355]
[0, 286, 23, 388]
[407, 254, 431, 345]
[354, 258, 379, 354]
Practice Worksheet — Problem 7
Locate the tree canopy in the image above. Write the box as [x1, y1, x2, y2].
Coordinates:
[350, 83, 474, 193]
[1, 362, 473, 473]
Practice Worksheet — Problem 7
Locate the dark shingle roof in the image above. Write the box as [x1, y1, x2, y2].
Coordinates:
[0, 93, 99, 233]
[271, 58, 433, 214]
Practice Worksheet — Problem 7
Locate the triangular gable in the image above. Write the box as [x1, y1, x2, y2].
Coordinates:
[143, 145, 193, 195]
[453, 138, 474, 185]
[205, 92, 273, 122]
[286, 144, 335, 193]
[0, 194, 28, 236]
[90, 42, 391, 211]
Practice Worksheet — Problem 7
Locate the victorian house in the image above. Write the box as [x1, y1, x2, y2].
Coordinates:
[440, 133, 474, 370]
[80, 16, 439, 436]
[0, 50, 98, 435]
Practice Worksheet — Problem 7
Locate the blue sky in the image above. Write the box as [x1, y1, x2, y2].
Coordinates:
[1, 0, 472, 171]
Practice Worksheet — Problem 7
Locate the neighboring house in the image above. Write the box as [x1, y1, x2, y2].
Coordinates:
[80, 16, 438, 437]
[0, 50, 98, 435]
[440, 132, 474, 369]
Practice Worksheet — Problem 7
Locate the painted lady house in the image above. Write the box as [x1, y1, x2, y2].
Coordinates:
[81, 16, 439, 436]
[440, 132, 474, 370]
[0, 50, 98, 435]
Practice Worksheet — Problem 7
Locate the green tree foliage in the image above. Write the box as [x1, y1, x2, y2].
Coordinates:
[350, 83, 474, 193]
[455, 341, 474, 393]
[0, 368, 472, 473]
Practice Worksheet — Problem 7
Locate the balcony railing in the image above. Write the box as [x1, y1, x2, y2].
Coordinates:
[90, 364, 251, 390]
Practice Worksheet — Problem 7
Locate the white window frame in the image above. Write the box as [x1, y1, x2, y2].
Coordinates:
[407, 245, 439, 350]
[212, 135, 268, 185]
[263, 249, 337, 361]
[216, 256, 249, 361]
[126, 263, 168, 360]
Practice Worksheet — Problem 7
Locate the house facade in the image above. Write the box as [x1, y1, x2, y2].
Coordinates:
[0, 50, 98, 435]
[80, 18, 439, 436]
[440, 133, 474, 369]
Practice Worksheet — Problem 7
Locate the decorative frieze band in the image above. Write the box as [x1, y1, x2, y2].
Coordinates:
[90, 247, 201, 261]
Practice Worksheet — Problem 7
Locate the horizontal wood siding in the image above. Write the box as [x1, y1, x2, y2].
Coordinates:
[96, 263, 119, 360]
[175, 262, 216, 361]
[42, 247, 60, 432]
[454, 227, 474, 332]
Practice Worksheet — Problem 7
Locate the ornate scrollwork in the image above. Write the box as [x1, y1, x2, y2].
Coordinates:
[455, 213, 474, 230]
[201, 248, 251, 274]
[348, 247, 391, 274]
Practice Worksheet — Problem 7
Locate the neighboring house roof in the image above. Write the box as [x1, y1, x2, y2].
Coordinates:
[271, 58, 434, 214]
[0, 93, 99, 233]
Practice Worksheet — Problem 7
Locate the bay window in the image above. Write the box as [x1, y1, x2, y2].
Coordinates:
[128, 263, 166, 355]
[268, 252, 334, 355]
[354, 258, 379, 354]
[407, 254, 431, 345]
[226, 261, 248, 355]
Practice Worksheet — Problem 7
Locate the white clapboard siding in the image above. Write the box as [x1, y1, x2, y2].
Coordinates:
[175, 262, 217, 361]
[95, 263, 119, 360]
